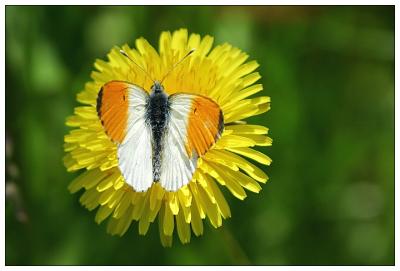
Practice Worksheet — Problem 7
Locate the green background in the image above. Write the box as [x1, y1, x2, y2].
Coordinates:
[5, 6, 394, 265]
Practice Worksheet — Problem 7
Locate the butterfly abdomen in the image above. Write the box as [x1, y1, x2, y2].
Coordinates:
[146, 91, 170, 181]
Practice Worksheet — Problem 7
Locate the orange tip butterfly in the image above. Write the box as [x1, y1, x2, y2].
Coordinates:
[96, 49, 224, 192]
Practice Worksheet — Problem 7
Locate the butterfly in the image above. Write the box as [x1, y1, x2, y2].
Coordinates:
[96, 50, 224, 192]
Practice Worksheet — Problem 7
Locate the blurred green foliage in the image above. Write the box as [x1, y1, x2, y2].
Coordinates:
[5, 6, 394, 265]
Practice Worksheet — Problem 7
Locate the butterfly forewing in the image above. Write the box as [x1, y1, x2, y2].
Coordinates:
[97, 81, 130, 143]
[97, 81, 154, 192]
[159, 93, 224, 191]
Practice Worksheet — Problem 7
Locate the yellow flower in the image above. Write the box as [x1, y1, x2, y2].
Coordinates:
[64, 28, 272, 246]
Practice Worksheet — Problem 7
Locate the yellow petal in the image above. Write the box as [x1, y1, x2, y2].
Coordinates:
[189, 182, 206, 219]
[231, 168, 262, 193]
[203, 150, 239, 171]
[212, 149, 268, 183]
[131, 192, 148, 221]
[195, 171, 216, 204]
[98, 188, 115, 206]
[79, 188, 100, 210]
[176, 210, 191, 244]
[223, 84, 263, 107]
[163, 200, 174, 236]
[95, 205, 113, 224]
[199, 160, 225, 185]
[113, 176, 125, 189]
[171, 28, 188, 54]
[188, 33, 201, 51]
[63, 142, 77, 152]
[190, 198, 204, 236]
[227, 147, 272, 166]
[202, 172, 231, 219]
[195, 182, 221, 228]
[168, 192, 180, 215]
[69, 168, 109, 192]
[148, 197, 162, 223]
[177, 185, 192, 207]
[107, 206, 133, 236]
[225, 124, 269, 135]
[150, 183, 164, 210]
[241, 72, 261, 88]
[158, 205, 173, 247]
[106, 217, 119, 235]
[138, 200, 151, 235]
[76, 88, 97, 105]
[159, 31, 172, 55]
[196, 35, 214, 57]
[74, 106, 97, 120]
[244, 135, 273, 146]
[107, 189, 125, 209]
[203, 161, 247, 200]
[117, 206, 134, 236]
[215, 134, 256, 149]
[224, 104, 260, 123]
[178, 195, 191, 223]
[113, 192, 132, 219]
[97, 170, 121, 192]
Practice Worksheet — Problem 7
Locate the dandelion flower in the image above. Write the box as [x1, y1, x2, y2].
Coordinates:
[64, 28, 272, 246]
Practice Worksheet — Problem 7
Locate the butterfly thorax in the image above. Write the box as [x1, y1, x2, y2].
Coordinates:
[146, 82, 169, 181]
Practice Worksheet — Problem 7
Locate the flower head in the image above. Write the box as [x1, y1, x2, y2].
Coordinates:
[64, 28, 272, 246]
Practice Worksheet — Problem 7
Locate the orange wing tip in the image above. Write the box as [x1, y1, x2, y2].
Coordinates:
[185, 96, 224, 157]
[96, 81, 130, 143]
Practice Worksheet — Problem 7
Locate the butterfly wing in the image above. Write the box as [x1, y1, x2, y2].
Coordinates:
[97, 81, 153, 192]
[159, 93, 224, 191]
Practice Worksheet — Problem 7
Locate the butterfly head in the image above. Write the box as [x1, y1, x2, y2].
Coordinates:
[150, 81, 164, 94]
[119, 48, 195, 97]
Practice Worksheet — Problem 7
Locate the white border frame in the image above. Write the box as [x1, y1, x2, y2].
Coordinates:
[1, 2, 397, 270]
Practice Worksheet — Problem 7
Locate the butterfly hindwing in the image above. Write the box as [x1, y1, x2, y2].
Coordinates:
[159, 93, 224, 191]
[97, 81, 154, 192]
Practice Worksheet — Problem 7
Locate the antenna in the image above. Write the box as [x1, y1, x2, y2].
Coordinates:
[119, 49, 155, 84]
[160, 48, 196, 84]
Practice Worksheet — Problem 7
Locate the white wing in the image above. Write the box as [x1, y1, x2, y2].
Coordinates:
[159, 94, 197, 191]
[116, 83, 153, 192]
[159, 93, 223, 191]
